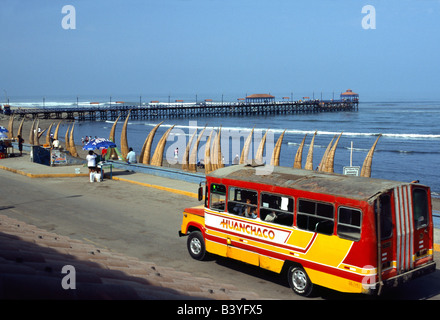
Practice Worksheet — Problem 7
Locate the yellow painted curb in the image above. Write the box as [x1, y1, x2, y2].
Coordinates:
[0, 165, 88, 178]
[0, 165, 26, 177]
[28, 173, 89, 178]
[0, 164, 198, 198]
[111, 176, 199, 199]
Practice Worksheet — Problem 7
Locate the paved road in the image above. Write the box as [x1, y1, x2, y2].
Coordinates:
[1, 169, 439, 300]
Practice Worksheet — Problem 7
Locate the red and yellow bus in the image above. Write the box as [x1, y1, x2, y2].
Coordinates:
[179, 164, 436, 296]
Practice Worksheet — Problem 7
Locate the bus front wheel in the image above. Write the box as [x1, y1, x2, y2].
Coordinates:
[187, 231, 207, 261]
[287, 265, 314, 297]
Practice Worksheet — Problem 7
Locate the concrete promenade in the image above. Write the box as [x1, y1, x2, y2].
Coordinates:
[0, 152, 439, 300]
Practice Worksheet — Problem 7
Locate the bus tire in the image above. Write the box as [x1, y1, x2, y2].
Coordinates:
[287, 265, 314, 297]
[187, 231, 207, 261]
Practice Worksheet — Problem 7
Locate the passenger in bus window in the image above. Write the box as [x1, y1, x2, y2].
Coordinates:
[243, 198, 257, 219]
[232, 202, 245, 215]
[264, 211, 277, 222]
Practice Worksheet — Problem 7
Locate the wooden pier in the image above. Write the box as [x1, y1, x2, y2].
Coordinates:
[10, 100, 358, 121]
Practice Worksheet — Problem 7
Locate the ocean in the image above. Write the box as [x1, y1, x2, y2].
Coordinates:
[7, 95, 440, 196]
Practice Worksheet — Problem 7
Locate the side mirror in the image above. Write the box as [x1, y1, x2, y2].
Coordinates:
[198, 183, 204, 201]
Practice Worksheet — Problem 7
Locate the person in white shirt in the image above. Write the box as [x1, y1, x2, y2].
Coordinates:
[86, 150, 97, 173]
[126, 148, 137, 164]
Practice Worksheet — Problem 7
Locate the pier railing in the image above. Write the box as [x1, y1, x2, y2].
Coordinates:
[10, 100, 358, 121]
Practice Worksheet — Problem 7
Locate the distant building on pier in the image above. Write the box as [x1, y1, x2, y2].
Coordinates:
[340, 89, 359, 101]
[245, 93, 275, 103]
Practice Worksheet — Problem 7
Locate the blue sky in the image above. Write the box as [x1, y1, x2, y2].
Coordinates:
[1, 0, 440, 101]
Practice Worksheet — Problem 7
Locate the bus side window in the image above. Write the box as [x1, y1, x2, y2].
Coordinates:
[337, 207, 362, 241]
[210, 184, 226, 211]
[413, 188, 428, 229]
[376, 194, 393, 240]
[260, 193, 294, 227]
[297, 199, 334, 235]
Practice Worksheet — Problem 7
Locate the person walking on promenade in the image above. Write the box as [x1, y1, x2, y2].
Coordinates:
[86, 150, 98, 182]
[17, 135, 24, 156]
[174, 147, 179, 162]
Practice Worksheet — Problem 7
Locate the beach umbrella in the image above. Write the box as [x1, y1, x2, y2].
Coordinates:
[0, 132, 8, 139]
[82, 138, 117, 150]
[0, 126, 8, 133]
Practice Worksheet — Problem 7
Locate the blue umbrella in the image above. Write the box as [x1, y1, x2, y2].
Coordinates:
[0, 126, 8, 133]
[82, 138, 117, 150]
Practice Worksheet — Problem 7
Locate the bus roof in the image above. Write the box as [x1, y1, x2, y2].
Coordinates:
[207, 164, 420, 201]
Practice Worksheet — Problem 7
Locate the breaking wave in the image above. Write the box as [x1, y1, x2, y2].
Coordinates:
[141, 123, 440, 140]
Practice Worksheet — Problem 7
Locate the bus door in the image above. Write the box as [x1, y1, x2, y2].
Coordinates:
[411, 187, 432, 264]
[224, 187, 260, 266]
[376, 193, 394, 279]
[393, 185, 432, 273]
[377, 185, 432, 281]
[393, 185, 416, 273]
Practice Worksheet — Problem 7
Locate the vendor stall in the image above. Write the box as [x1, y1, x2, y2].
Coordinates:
[83, 138, 117, 181]
[0, 131, 13, 158]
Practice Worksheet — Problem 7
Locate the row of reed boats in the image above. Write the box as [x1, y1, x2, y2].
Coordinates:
[4, 112, 381, 177]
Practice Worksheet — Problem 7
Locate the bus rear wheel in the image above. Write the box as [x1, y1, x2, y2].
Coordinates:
[287, 265, 314, 297]
[187, 231, 207, 261]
